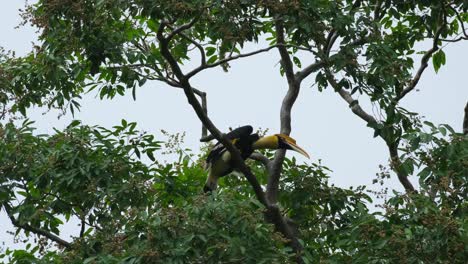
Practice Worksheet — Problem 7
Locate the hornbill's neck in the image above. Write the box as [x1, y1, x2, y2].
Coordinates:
[252, 134, 310, 158]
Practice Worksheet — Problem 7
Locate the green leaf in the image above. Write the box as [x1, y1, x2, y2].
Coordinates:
[418, 167, 432, 179]
[293, 56, 302, 68]
[147, 150, 155, 162]
[68, 120, 81, 128]
[134, 147, 141, 159]
[205, 47, 216, 57]
[207, 55, 218, 64]
[432, 50, 446, 73]
[375, 239, 388, 249]
[83, 257, 97, 264]
[401, 158, 415, 175]
[147, 20, 159, 32]
[438, 126, 447, 136]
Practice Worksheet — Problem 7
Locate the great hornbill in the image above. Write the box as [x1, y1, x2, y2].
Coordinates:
[203, 125, 309, 192]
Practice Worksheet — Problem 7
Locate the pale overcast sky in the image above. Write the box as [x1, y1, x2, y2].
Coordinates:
[1, 0, 467, 253]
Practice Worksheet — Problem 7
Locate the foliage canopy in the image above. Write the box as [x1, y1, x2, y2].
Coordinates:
[1, 0, 467, 263]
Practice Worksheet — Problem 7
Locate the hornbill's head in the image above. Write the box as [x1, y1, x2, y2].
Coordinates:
[252, 134, 310, 158]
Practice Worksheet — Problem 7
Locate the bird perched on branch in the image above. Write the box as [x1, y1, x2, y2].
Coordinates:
[203, 125, 309, 192]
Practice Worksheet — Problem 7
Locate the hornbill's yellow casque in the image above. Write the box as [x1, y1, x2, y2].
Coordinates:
[204, 125, 309, 192]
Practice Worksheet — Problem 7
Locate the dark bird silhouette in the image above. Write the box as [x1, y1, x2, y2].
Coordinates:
[204, 125, 309, 192]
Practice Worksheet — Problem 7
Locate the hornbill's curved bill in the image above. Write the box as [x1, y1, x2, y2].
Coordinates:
[203, 125, 309, 193]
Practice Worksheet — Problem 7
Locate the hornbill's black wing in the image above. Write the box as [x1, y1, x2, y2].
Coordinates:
[225, 125, 253, 139]
[206, 125, 253, 165]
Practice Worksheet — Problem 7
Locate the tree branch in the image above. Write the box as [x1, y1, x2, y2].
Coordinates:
[166, 18, 199, 41]
[324, 0, 362, 58]
[200, 133, 216, 142]
[440, 35, 468, 42]
[80, 217, 86, 238]
[156, 22, 303, 256]
[315, 0, 419, 193]
[325, 31, 339, 57]
[110, 34, 211, 137]
[295, 61, 325, 83]
[2, 203, 71, 248]
[396, 20, 446, 102]
[440, 6, 468, 42]
[463, 102, 468, 135]
[249, 153, 272, 168]
[186, 45, 278, 79]
[388, 143, 416, 192]
[274, 20, 296, 86]
[324, 69, 377, 124]
[167, 28, 207, 67]
[169, 83, 208, 139]
[151, 70, 209, 137]
[325, 58, 415, 192]
[374, 0, 384, 20]
[266, 19, 303, 204]
[323, 68, 415, 193]
[201, 92, 208, 138]
[158, 22, 267, 205]
[295, 35, 368, 84]
[449, 6, 468, 39]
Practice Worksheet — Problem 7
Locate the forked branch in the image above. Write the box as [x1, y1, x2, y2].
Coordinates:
[323, 68, 415, 193]
[156, 21, 303, 256]
[396, 19, 447, 101]
[266, 19, 301, 204]
[324, 69, 377, 124]
[186, 45, 279, 79]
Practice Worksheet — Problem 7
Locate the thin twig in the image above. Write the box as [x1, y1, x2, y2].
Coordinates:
[80, 216, 86, 238]
[186, 45, 278, 79]
[463, 102, 468, 135]
[166, 18, 199, 41]
[449, 6, 468, 38]
[3, 203, 71, 248]
[169, 30, 207, 66]
[440, 35, 468, 42]
[388, 143, 416, 192]
[396, 17, 447, 101]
